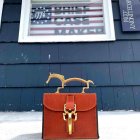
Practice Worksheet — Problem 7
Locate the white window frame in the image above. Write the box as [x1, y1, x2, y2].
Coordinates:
[0, 0, 4, 27]
[19, 0, 115, 43]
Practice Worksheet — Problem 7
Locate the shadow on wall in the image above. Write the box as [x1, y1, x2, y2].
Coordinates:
[11, 133, 42, 140]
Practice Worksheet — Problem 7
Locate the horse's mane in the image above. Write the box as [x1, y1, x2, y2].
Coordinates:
[50, 73, 65, 79]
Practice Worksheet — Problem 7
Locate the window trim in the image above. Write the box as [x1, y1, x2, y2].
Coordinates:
[19, 0, 116, 43]
[0, 0, 4, 27]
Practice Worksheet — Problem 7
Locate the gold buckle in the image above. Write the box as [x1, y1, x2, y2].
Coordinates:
[63, 104, 77, 135]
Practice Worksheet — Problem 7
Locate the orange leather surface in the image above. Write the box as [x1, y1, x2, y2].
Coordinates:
[66, 95, 75, 110]
[43, 93, 99, 139]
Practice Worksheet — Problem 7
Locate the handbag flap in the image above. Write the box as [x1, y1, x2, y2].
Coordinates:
[43, 93, 96, 112]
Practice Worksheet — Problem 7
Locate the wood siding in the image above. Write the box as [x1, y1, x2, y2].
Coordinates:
[0, 0, 140, 111]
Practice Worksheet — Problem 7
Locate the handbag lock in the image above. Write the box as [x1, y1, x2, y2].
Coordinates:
[63, 104, 77, 135]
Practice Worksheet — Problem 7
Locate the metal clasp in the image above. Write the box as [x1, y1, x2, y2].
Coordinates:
[63, 104, 77, 135]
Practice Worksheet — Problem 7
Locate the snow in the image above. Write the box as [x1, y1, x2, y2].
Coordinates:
[0, 111, 140, 140]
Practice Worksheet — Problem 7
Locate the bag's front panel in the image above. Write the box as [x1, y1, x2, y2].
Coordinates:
[75, 108, 98, 138]
[43, 108, 98, 139]
[43, 93, 99, 139]
[43, 108, 66, 139]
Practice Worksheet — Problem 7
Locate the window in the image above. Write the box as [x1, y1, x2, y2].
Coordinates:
[0, 0, 4, 27]
[19, 0, 115, 43]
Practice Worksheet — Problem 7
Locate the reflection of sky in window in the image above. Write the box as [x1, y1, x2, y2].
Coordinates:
[29, 0, 105, 36]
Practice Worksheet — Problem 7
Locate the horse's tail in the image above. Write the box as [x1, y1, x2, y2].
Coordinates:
[46, 79, 50, 84]
[46, 73, 51, 84]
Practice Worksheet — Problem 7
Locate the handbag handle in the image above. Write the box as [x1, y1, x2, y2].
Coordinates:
[46, 73, 94, 93]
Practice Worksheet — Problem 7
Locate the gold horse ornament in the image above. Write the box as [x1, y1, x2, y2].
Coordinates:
[46, 73, 94, 93]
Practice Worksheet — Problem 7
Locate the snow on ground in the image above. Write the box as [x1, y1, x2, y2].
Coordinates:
[0, 111, 140, 140]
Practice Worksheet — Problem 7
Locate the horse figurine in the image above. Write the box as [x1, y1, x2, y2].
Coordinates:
[46, 73, 94, 93]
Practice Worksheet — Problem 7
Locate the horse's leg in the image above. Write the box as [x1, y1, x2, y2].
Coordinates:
[82, 82, 89, 93]
[59, 84, 65, 93]
[56, 87, 61, 93]
[82, 87, 85, 93]
[56, 83, 65, 93]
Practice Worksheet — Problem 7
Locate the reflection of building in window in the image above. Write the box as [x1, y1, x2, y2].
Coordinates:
[19, 0, 115, 42]
[30, 1, 105, 36]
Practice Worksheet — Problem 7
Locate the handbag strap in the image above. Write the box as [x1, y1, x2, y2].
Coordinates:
[46, 73, 94, 93]
[66, 95, 75, 110]
[63, 95, 76, 135]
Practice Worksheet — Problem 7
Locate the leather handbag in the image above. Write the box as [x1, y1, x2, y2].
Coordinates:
[42, 73, 99, 139]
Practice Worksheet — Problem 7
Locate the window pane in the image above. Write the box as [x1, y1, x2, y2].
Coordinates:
[29, 0, 105, 36]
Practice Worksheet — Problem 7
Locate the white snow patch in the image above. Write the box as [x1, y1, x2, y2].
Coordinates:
[0, 111, 140, 140]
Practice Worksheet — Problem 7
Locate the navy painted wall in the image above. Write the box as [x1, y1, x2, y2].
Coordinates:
[0, 0, 140, 111]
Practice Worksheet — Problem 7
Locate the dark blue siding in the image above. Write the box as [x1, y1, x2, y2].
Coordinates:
[101, 87, 116, 110]
[109, 63, 124, 86]
[2, 5, 21, 22]
[133, 87, 140, 110]
[0, 66, 5, 87]
[113, 87, 135, 110]
[0, 0, 140, 111]
[122, 63, 134, 85]
[3, 88, 21, 111]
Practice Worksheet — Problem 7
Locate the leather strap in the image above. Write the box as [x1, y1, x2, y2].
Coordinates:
[66, 95, 75, 110]
[65, 95, 75, 134]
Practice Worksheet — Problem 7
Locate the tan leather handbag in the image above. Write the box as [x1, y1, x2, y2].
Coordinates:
[42, 73, 99, 139]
